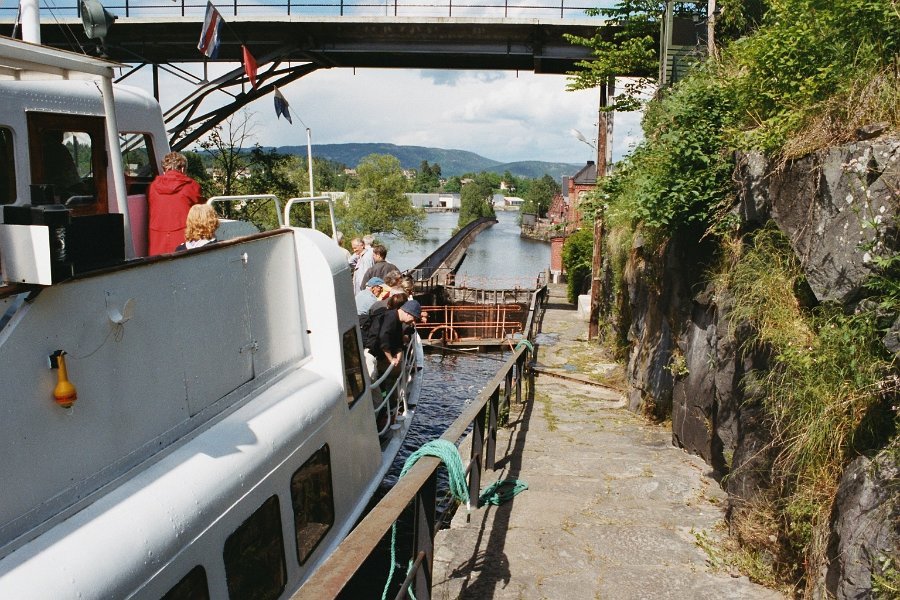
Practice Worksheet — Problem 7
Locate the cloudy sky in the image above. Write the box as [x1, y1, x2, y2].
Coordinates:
[148, 64, 644, 166]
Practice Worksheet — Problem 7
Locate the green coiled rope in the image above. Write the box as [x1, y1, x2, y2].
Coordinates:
[478, 478, 528, 506]
[381, 439, 527, 600]
[515, 339, 534, 353]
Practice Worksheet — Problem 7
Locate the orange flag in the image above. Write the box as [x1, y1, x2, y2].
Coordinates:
[242, 45, 258, 88]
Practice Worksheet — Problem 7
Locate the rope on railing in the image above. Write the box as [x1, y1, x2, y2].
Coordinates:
[381, 439, 469, 600]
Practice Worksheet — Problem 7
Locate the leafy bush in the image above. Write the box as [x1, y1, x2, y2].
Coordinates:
[586, 65, 736, 241]
[723, 0, 900, 156]
[561, 227, 594, 304]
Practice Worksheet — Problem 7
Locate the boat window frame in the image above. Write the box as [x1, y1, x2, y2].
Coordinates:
[290, 444, 336, 566]
[119, 131, 159, 196]
[0, 125, 15, 204]
[222, 494, 287, 600]
[342, 326, 366, 406]
[159, 565, 210, 600]
[26, 112, 108, 215]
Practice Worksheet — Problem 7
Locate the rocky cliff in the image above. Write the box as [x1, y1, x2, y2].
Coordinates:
[606, 133, 899, 597]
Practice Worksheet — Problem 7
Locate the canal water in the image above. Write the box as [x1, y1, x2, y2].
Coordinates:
[339, 210, 550, 598]
[383, 209, 550, 288]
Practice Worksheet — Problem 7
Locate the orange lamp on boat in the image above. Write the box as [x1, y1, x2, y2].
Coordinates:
[50, 350, 77, 408]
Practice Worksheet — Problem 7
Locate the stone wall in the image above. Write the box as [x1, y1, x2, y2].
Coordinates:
[606, 133, 899, 596]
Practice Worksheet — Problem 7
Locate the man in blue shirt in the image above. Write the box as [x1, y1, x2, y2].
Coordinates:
[355, 277, 384, 316]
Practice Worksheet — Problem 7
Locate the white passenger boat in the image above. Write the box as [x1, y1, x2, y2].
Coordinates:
[0, 34, 421, 599]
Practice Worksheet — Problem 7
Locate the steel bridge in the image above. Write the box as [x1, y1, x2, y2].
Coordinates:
[0, 1, 623, 150]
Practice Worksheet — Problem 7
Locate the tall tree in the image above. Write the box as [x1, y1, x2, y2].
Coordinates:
[337, 153, 425, 240]
[521, 174, 560, 218]
[413, 160, 442, 192]
[199, 109, 256, 195]
[458, 173, 496, 228]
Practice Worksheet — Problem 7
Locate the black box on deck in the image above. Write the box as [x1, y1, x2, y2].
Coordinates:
[66, 214, 125, 274]
[3, 205, 34, 224]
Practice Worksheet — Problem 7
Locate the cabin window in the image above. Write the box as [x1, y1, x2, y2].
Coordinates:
[160, 565, 210, 600]
[120, 132, 158, 195]
[290, 445, 335, 565]
[223, 495, 287, 600]
[342, 327, 366, 405]
[0, 127, 15, 204]
[27, 113, 108, 216]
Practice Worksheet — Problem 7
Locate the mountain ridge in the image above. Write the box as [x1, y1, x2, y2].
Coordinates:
[275, 142, 583, 180]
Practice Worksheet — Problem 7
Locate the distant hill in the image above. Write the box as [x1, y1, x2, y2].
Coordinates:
[275, 142, 582, 180]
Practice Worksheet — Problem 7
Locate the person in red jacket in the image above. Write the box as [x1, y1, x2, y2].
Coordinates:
[147, 152, 204, 255]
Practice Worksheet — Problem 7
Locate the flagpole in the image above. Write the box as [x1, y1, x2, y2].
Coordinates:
[306, 127, 315, 230]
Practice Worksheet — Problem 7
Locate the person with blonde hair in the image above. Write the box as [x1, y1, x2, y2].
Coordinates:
[176, 204, 219, 251]
[147, 151, 204, 255]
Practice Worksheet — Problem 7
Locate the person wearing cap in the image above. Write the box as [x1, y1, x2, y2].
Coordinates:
[355, 276, 385, 316]
[364, 299, 423, 378]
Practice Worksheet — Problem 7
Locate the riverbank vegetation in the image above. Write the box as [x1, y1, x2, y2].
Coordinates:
[566, 0, 899, 595]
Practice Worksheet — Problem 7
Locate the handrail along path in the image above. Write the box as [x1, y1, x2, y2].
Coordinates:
[293, 284, 548, 599]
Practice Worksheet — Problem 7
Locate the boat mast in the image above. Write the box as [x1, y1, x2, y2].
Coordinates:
[20, 0, 40, 43]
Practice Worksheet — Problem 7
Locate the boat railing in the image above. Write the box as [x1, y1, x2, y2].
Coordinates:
[207, 194, 284, 230]
[291, 335, 536, 599]
[370, 333, 419, 438]
[283, 195, 338, 238]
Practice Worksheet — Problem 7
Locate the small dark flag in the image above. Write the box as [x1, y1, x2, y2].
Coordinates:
[273, 87, 292, 124]
[242, 45, 258, 88]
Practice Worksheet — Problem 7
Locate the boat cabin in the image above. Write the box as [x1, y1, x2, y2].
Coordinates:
[0, 37, 421, 599]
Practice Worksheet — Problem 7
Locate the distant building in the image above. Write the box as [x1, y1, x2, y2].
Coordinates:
[407, 192, 461, 210]
[549, 161, 598, 283]
[566, 160, 597, 225]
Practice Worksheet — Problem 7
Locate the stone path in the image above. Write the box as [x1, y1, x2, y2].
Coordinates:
[431, 285, 784, 600]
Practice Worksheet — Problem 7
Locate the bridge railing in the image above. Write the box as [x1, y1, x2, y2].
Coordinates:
[0, 0, 613, 19]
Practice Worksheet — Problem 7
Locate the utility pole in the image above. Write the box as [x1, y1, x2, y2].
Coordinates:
[588, 77, 612, 340]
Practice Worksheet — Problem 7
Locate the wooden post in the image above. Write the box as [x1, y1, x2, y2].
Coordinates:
[588, 78, 612, 340]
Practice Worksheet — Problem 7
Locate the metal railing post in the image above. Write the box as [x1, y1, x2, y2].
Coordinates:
[469, 404, 485, 516]
[486, 389, 498, 471]
[411, 472, 436, 600]
[503, 370, 512, 416]
[515, 354, 524, 403]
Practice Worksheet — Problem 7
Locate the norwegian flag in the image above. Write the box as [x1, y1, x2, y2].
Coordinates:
[197, 2, 223, 59]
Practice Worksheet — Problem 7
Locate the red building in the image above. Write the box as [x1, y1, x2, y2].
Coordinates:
[550, 161, 598, 282]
